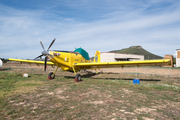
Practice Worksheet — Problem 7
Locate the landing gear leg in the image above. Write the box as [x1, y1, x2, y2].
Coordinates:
[48, 66, 58, 80]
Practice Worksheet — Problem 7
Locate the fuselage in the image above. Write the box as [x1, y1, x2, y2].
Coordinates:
[48, 50, 91, 72]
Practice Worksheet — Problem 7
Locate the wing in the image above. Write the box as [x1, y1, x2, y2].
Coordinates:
[9, 58, 55, 65]
[74, 59, 171, 69]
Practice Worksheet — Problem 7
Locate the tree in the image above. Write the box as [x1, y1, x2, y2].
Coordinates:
[0, 58, 8, 63]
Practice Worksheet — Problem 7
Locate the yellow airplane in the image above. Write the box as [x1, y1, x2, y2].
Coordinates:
[9, 39, 171, 81]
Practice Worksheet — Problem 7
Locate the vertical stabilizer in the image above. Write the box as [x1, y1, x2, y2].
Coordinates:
[93, 51, 101, 62]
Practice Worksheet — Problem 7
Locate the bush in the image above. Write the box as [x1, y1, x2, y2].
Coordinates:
[0, 58, 9, 63]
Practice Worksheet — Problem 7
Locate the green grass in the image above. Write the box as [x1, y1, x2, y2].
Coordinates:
[0, 72, 45, 98]
[0, 71, 180, 120]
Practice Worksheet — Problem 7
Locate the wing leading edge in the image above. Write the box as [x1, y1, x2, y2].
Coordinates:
[74, 59, 171, 69]
[9, 58, 55, 65]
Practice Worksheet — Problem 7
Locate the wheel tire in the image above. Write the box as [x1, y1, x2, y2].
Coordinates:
[48, 72, 55, 80]
[74, 73, 81, 82]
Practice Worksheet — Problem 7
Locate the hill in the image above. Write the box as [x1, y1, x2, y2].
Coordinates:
[110, 46, 163, 60]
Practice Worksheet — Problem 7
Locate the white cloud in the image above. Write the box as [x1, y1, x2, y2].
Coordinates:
[0, 0, 180, 59]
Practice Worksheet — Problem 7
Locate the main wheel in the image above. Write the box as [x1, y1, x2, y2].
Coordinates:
[74, 73, 81, 82]
[48, 72, 55, 79]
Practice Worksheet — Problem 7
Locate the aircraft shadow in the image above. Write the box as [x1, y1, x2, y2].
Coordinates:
[64, 72, 161, 82]
[64, 73, 97, 79]
[90, 77, 161, 82]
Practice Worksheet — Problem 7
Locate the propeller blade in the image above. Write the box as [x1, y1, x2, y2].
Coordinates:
[40, 41, 46, 51]
[47, 38, 56, 51]
[34, 55, 43, 60]
[44, 57, 47, 71]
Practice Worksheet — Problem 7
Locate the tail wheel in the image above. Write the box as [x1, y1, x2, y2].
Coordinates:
[74, 73, 81, 82]
[48, 72, 55, 80]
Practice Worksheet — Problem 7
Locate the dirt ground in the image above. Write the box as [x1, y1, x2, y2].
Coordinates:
[4, 62, 180, 76]
[3, 62, 180, 86]
[101, 67, 180, 77]
[1, 62, 180, 120]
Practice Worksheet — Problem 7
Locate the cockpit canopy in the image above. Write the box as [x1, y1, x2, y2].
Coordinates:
[74, 48, 90, 60]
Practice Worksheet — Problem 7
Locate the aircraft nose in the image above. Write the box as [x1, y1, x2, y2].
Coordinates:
[42, 51, 50, 56]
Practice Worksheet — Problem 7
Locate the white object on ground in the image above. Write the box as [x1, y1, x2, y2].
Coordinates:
[23, 73, 28, 77]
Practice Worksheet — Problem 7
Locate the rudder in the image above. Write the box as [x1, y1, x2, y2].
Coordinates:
[93, 51, 101, 62]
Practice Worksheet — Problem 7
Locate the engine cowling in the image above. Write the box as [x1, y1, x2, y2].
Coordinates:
[0, 59, 3, 69]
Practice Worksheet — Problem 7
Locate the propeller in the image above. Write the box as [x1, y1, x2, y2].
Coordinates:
[44, 56, 47, 71]
[34, 38, 56, 71]
[34, 55, 43, 60]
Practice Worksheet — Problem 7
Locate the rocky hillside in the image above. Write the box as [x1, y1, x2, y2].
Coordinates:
[110, 46, 163, 60]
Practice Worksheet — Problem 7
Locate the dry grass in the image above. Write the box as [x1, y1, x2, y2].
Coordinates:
[0, 62, 180, 120]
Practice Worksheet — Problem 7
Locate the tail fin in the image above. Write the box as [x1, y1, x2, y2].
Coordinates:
[93, 51, 101, 62]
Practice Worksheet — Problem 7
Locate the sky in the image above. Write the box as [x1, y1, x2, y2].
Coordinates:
[0, 0, 180, 59]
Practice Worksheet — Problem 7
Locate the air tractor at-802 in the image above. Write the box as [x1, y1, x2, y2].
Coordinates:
[9, 39, 171, 82]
